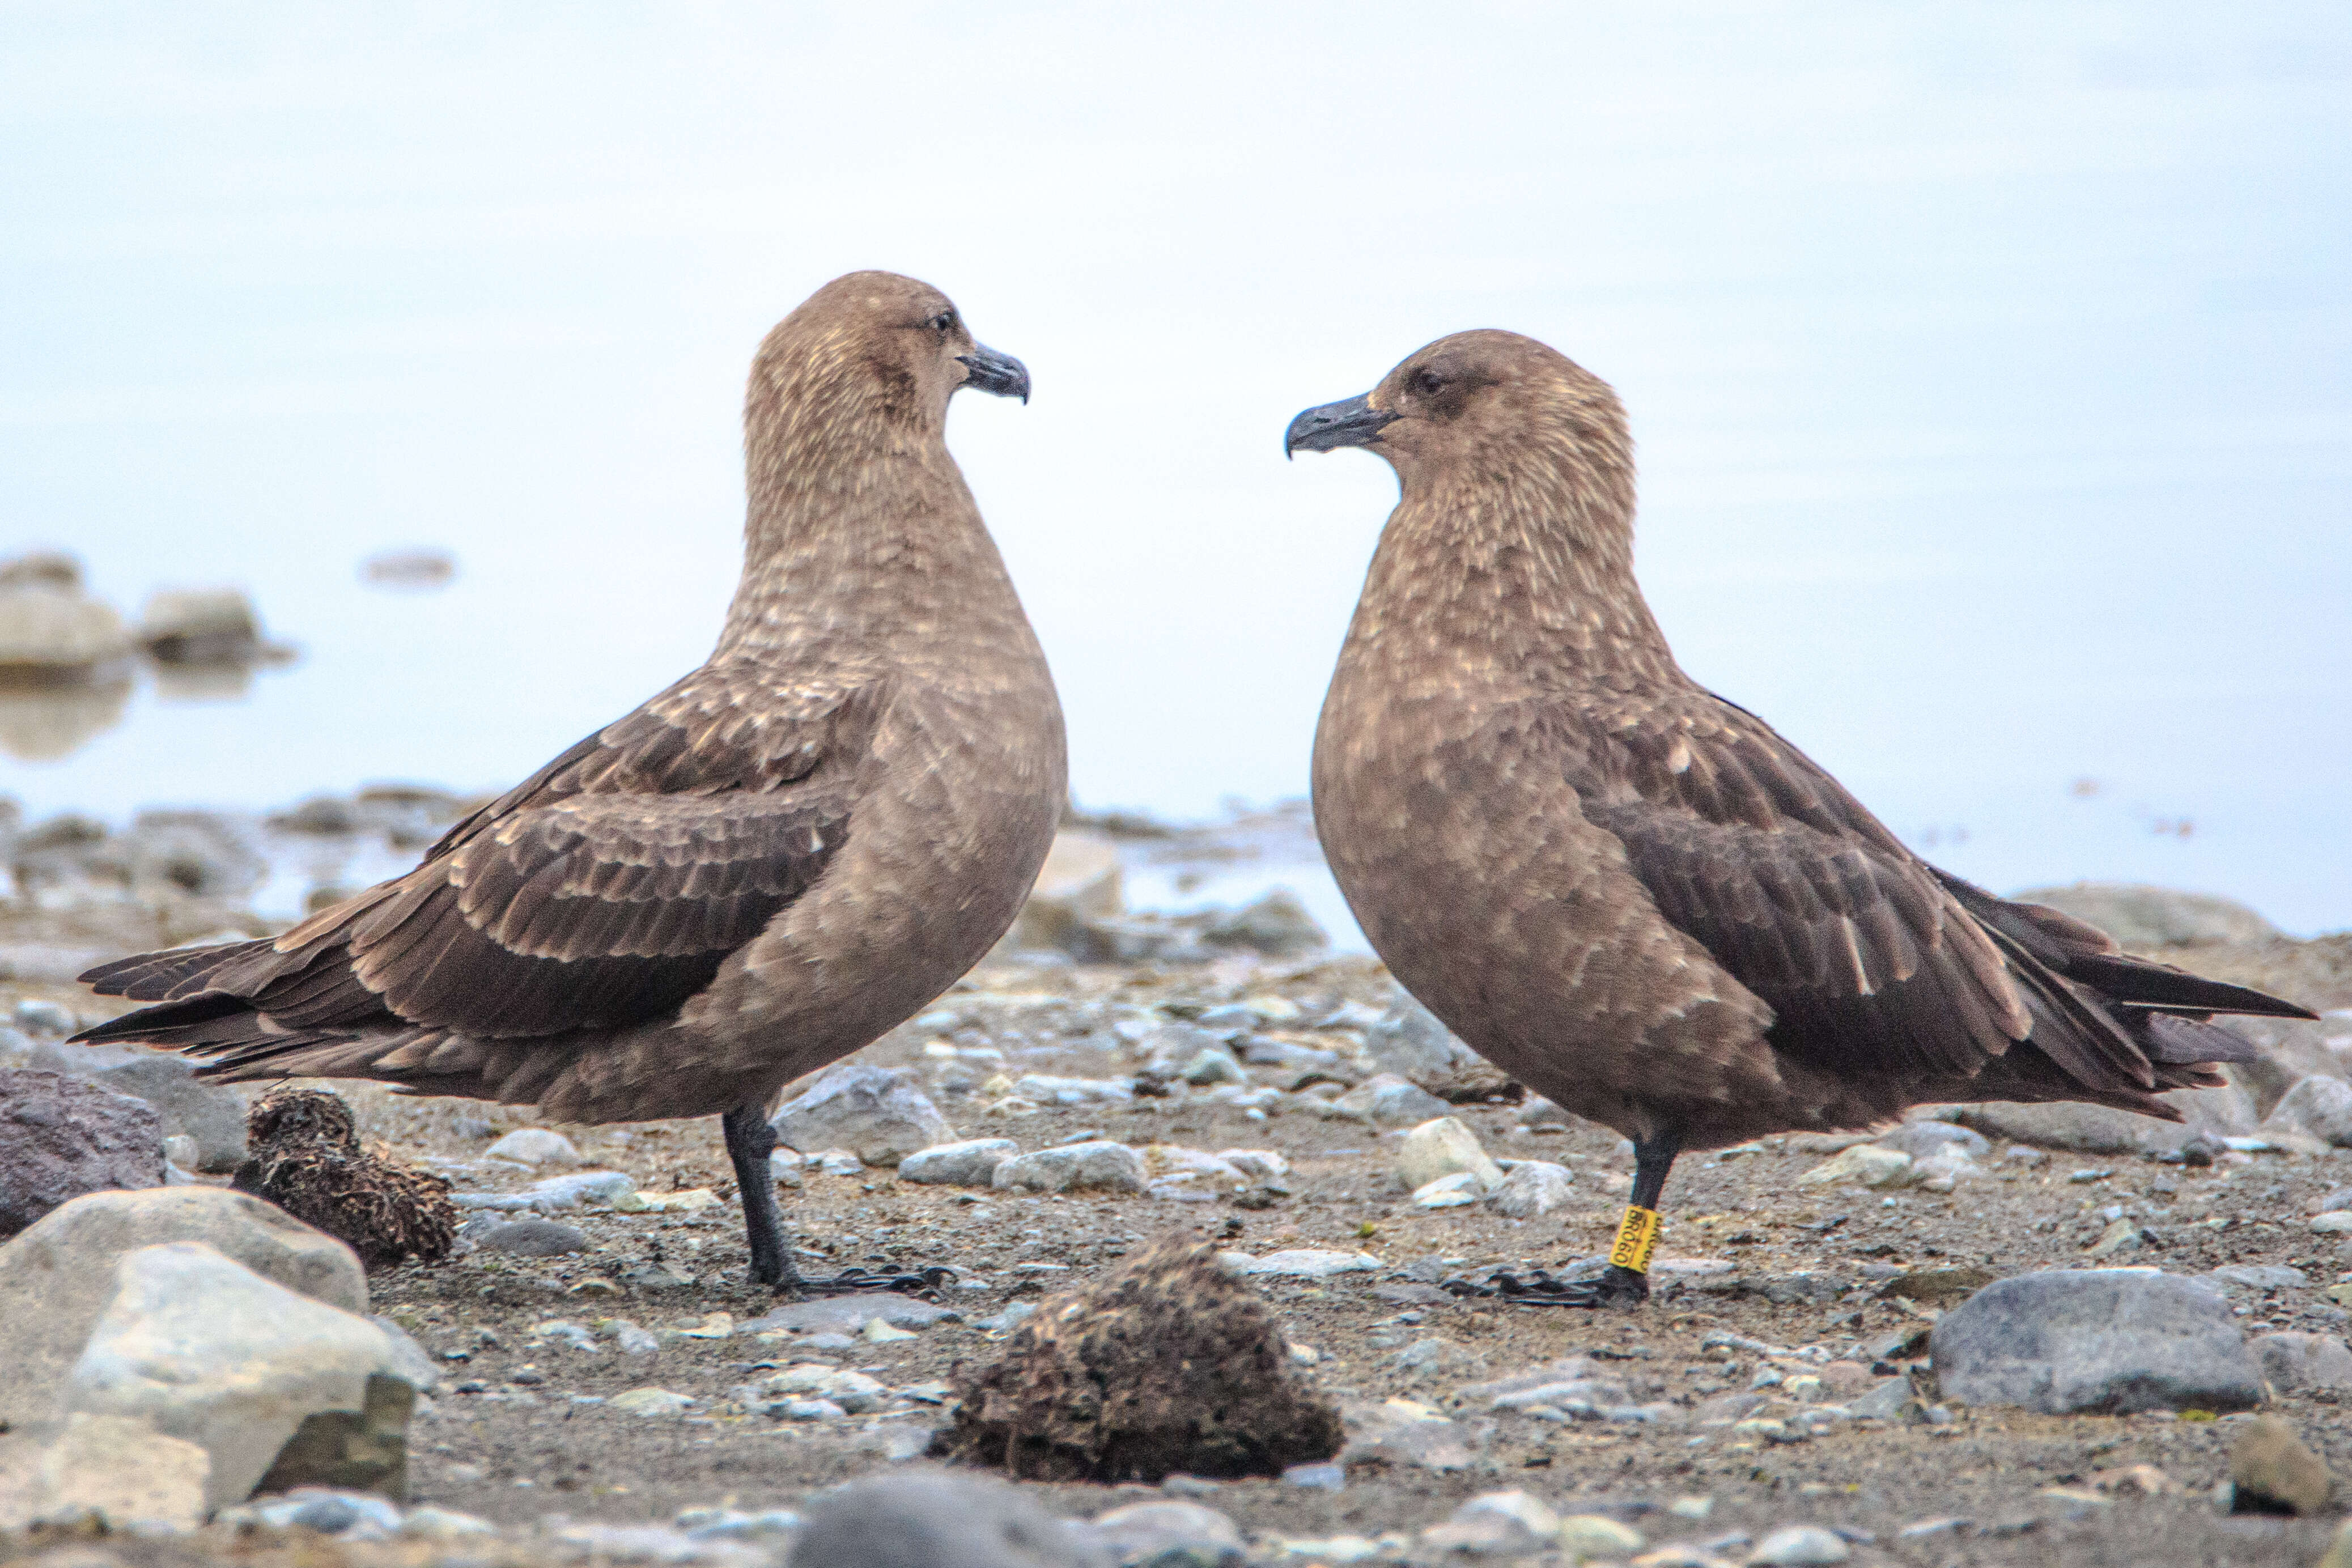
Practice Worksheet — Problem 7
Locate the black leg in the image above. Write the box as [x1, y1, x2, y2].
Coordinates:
[721, 1102, 796, 1290]
[1442, 1132, 1682, 1310]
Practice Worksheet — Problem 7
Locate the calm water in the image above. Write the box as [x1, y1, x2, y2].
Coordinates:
[4, 6, 2348, 932]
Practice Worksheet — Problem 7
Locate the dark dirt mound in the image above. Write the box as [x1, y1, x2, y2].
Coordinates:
[233, 1086, 457, 1269]
[936, 1235, 1344, 1482]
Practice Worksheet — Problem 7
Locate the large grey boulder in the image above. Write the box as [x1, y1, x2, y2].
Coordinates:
[68, 1241, 421, 1505]
[772, 1062, 953, 1167]
[30, 1042, 248, 1171]
[1931, 1270, 2264, 1415]
[2010, 882, 2278, 949]
[0, 1185, 366, 1439]
[1, 1069, 163, 1235]
[790, 1470, 1108, 1567]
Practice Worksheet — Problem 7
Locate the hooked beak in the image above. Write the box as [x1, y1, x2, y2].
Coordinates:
[956, 343, 1031, 404]
[1283, 392, 1398, 458]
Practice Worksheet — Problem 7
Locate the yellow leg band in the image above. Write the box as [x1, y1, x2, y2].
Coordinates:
[1608, 1205, 1662, 1274]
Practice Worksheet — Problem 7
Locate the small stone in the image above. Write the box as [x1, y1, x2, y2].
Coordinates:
[14, 999, 78, 1036]
[1872, 1121, 1991, 1161]
[1796, 1145, 1912, 1189]
[1848, 1378, 1920, 1421]
[1394, 1116, 1504, 1192]
[1748, 1525, 1849, 1565]
[1180, 1046, 1249, 1086]
[899, 1138, 1021, 1186]
[863, 1317, 918, 1342]
[402, 1505, 499, 1539]
[2311, 1213, 2352, 1235]
[740, 1293, 963, 1335]
[525, 1170, 636, 1209]
[1485, 1160, 1574, 1217]
[2230, 1414, 2333, 1514]
[1234, 1249, 1382, 1279]
[992, 1141, 1147, 1194]
[473, 1218, 589, 1257]
[483, 1128, 580, 1167]
[607, 1320, 661, 1353]
[2264, 1076, 2352, 1147]
[1358, 997, 1476, 1084]
[1, 1069, 164, 1236]
[792, 1457, 1118, 1566]
[1087, 1498, 1246, 1566]
[2208, 1264, 2308, 1290]
[1931, 1269, 2264, 1414]
[2086, 1218, 2147, 1259]
[1424, 1489, 1560, 1556]
[1555, 1514, 1646, 1558]
[771, 1061, 953, 1167]
[678, 1312, 734, 1339]
[608, 1387, 694, 1417]
[1413, 1172, 1482, 1209]
[1014, 1073, 1136, 1106]
[1333, 1074, 1453, 1127]
[2255, 1332, 2352, 1393]
[1283, 1461, 1345, 1490]
[1340, 1397, 1480, 1472]
[1202, 890, 1327, 957]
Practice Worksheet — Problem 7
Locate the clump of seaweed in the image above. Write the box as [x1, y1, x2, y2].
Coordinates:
[234, 1087, 456, 1268]
[937, 1235, 1344, 1481]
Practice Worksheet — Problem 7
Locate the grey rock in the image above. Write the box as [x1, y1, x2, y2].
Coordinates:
[1945, 1099, 2230, 1157]
[788, 1469, 1112, 1567]
[1013, 1074, 1134, 1106]
[473, 1218, 589, 1257]
[2264, 1076, 2352, 1147]
[14, 1000, 77, 1038]
[106, 811, 268, 901]
[524, 1170, 635, 1210]
[136, 587, 270, 664]
[1003, 830, 1124, 957]
[2222, 1017, 2352, 1120]
[772, 1063, 953, 1167]
[0, 1184, 366, 1440]
[1485, 1161, 1574, 1218]
[2010, 882, 2278, 948]
[1873, 1121, 1990, 1161]
[993, 1141, 1146, 1194]
[741, 1293, 962, 1335]
[1081, 1499, 1244, 1567]
[72, 1051, 248, 1172]
[1848, 1376, 1922, 1421]
[1748, 1525, 1850, 1565]
[0, 1069, 164, 1236]
[67, 1241, 418, 1505]
[1358, 996, 1476, 1085]
[1178, 1046, 1247, 1086]
[1338, 1400, 1485, 1472]
[899, 1138, 1020, 1186]
[483, 1128, 580, 1167]
[2209, 1264, 2309, 1292]
[1136, 1025, 1229, 1075]
[1331, 1073, 1451, 1127]
[1931, 1269, 2264, 1415]
[1199, 889, 1326, 958]
[2255, 1333, 2352, 1393]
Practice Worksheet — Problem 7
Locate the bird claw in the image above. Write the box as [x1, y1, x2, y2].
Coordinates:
[1441, 1265, 1649, 1308]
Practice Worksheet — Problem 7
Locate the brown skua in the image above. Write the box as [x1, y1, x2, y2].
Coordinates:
[1287, 330, 2313, 1306]
[74, 271, 1065, 1289]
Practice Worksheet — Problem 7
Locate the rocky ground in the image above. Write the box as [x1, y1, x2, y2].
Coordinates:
[5, 798, 2352, 1567]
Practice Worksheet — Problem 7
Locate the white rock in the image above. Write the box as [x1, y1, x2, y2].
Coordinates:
[1555, 1514, 1646, 1558]
[0, 1185, 364, 1441]
[1144, 1145, 1246, 1183]
[523, 1170, 636, 1210]
[1413, 1173, 1482, 1209]
[1394, 1117, 1505, 1193]
[1238, 1250, 1382, 1278]
[2310, 1212, 2352, 1234]
[1750, 1524, 1850, 1565]
[1217, 1148, 1290, 1179]
[1012, 1074, 1135, 1106]
[483, 1128, 580, 1167]
[1487, 1161, 1574, 1217]
[1909, 1145, 1984, 1193]
[1797, 1145, 1913, 1188]
[992, 1141, 1146, 1193]
[898, 1138, 1020, 1186]
[66, 1242, 419, 1505]
[608, 1387, 695, 1417]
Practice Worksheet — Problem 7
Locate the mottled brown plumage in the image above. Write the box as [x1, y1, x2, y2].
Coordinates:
[1287, 330, 2312, 1304]
[77, 272, 1064, 1286]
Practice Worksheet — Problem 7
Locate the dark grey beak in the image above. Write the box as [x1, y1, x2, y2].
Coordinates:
[1284, 392, 1398, 458]
[957, 344, 1031, 403]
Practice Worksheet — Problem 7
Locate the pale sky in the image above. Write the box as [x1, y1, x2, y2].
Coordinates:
[4, 3, 2349, 928]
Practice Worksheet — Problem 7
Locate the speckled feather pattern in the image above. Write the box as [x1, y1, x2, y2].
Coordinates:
[78, 273, 1065, 1124]
[1310, 330, 2306, 1150]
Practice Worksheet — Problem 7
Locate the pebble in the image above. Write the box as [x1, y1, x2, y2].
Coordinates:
[483, 1128, 580, 1167]
[1749, 1525, 1849, 1565]
[1394, 1116, 1505, 1192]
[1422, 1489, 1558, 1555]
[1873, 1121, 1991, 1160]
[1085, 1499, 1245, 1566]
[1933, 1269, 2265, 1414]
[527, 1170, 636, 1210]
[1487, 1159, 1574, 1217]
[1267, 1536, 1389, 1563]
[607, 1319, 663, 1353]
[1332, 1073, 1453, 1127]
[793, 1471, 1106, 1568]
[1281, 1462, 1345, 1490]
[1180, 1046, 1249, 1086]
[2228, 1414, 2333, 1515]
[1412, 1172, 1483, 1209]
[12, 999, 77, 1036]
[2265, 1074, 2352, 1146]
[1358, 996, 1476, 1082]
[2255, 1332, 2352, 1392]
[1012, 1073, 1135, 1106]
[608, 1387, 695, 1417]
[472, 1218, 589, 1256]
[2311, 1213, 2352, 1235]
[898, 1137, 1020, 1185]
[1226, 1248, 1382, 1278]
[674, 1507, 803, 1542]
[771, 1061, 953, 1166]
[1795, 1145, 1911, 1189]
[1556, 1514, 1646, 1558]
[992, 1140, 1146, 1193]
[741, 1293, 963, 1335]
